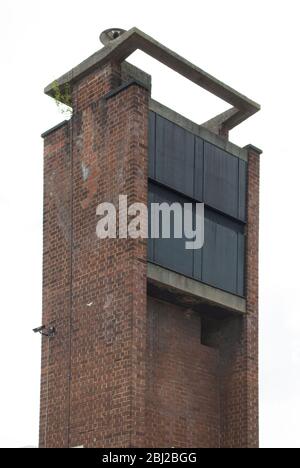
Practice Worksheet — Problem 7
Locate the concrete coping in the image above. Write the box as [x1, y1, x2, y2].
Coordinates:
[244, 144, 263, 155]
[104, 79, 150, 101]
[41, 120, 69, 139]
[147, 263, 246, 315]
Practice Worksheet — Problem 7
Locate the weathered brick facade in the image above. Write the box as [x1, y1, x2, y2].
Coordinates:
[146, 297, 220, 448]
[41, 63, 149, 448]
[40, 35, 260, 448]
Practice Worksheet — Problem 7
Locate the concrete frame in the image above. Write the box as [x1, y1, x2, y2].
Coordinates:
[44, 27, 260, 131]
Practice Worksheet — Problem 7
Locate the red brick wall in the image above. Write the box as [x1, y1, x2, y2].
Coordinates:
[40, 121, 71, 448]
[216, 147, 260, 448]
[245, 148, 260, 448]
[40, 62, 149, 447]
[146, 297, 220, 448]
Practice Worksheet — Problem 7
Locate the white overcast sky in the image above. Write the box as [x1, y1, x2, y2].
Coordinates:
[0, 0, 299, 449]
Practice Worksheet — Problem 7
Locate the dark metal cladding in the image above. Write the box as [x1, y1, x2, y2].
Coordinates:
[203, 142, 239, 220]
[148, 112, 247, 297]
[202, 211, 240, 295]
[151, 113, 247, 221]
[150, 184, 194, 277]
[155, 115, 195, 198]
[193, 239, 203, 283]
[194, 137, 204, 201]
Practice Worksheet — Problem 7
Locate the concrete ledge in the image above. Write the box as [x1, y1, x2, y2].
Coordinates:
[150, 99, 248, 162]
[147, 263, 246, 315]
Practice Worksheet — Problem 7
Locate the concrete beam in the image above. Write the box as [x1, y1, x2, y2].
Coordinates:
[201, 107, 241, 134]
[44, 27, 260, 130]
[147, 263, 246, 315]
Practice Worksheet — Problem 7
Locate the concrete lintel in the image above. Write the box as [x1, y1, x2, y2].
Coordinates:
[147, 263, 246, 315]
[44, 27, 260, 130]
[150, 99, 248, 162]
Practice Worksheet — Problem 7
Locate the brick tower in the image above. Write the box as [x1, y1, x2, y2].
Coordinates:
[39, 28, 262, 448]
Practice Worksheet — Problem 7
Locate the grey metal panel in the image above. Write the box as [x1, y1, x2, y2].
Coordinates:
[202, 210, 240, 295]
[155, 115, 195, 197]
[193, 244, 203, 282]
[150, 184, 193, 277]
[237, 233, 245, 296]
[238, 159, 247, 221]
[204, 142, 239, 219]
[194, 137, 204, 201]
[193, 153, 203, 278]
[148, 111, 156, 179]
[155, 237, 194, 277]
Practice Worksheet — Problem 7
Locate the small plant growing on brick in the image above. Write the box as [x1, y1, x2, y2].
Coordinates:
[51, 80, 73, 118]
